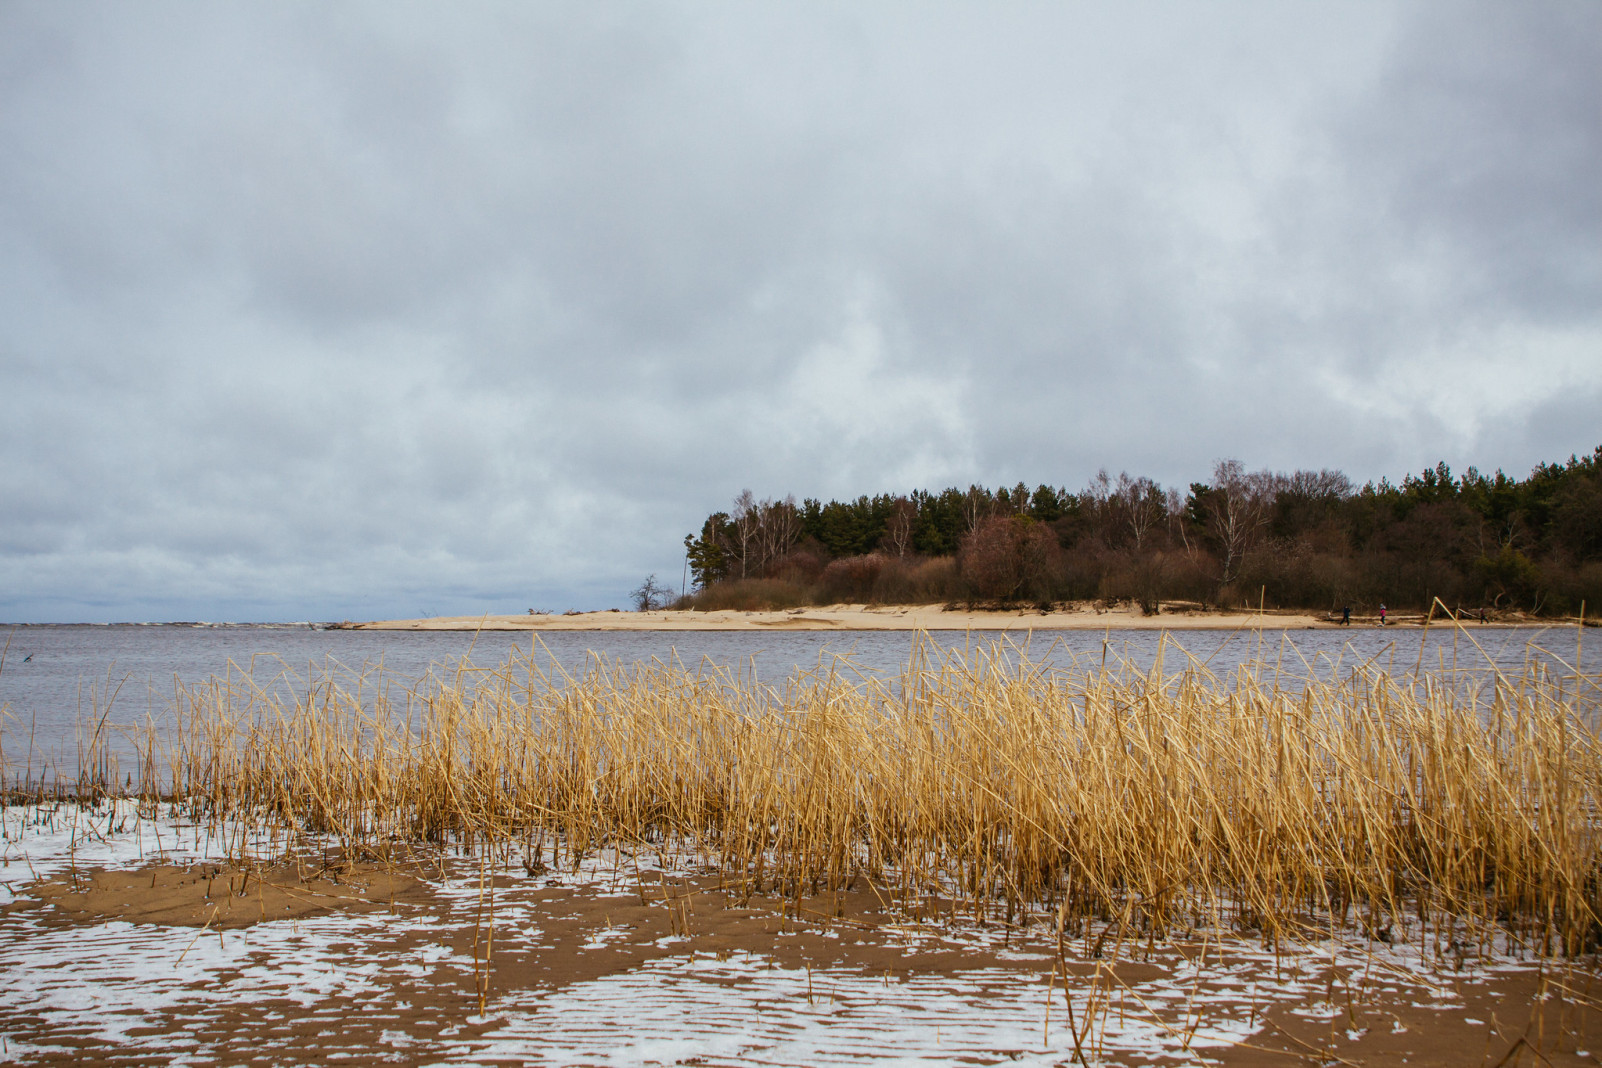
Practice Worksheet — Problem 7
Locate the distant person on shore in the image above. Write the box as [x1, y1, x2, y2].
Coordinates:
[1379, 603, 1387, 625]
[1341, 605, 1351, 625]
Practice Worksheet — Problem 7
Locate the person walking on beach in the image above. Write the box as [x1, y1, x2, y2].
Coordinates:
[1379, 603, 1387, 625]
[1341, 605, 1351, 626]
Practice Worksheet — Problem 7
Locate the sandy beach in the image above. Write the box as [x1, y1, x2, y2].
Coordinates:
[346, 602, 1378, 632]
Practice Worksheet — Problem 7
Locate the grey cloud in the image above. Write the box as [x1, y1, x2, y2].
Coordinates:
[1, 2, 1597, 620]
[1352, 2, 1602, 323]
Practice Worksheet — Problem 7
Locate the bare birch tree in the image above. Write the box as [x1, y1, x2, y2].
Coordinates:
[1113, 473, 1164, 551]
[754, 495, 801, 573]
[1204, 459, 1274, 586]
[885, 496, 917, 557]
[962, 485, 990, 537]
[731, 491, 802, 578]
[1166, 486, 1195, 554]
[731, 489, 758, 579]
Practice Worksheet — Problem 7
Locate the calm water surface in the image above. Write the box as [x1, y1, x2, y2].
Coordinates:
[3, 622, 1597, 782]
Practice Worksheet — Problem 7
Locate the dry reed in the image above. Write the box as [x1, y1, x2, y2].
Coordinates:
[8, 629, 1602, 960]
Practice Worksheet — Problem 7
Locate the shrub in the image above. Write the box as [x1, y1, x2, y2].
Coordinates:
[959, 517, 1061, 602]
[817, 554, 889, 603]
[677, 578, 814, 612]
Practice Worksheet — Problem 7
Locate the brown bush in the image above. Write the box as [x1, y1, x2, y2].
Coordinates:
[678, 578, 814, 612]
[959, 517, 1059, 602]
[817, 554, 889, 603]
[770, 549, 827, 585]
[873, 555, 961, 603]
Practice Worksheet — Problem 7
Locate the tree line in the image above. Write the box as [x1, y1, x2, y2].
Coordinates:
[678, 446, 1602, 615]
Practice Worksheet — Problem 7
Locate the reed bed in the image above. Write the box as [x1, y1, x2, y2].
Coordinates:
[9, 631, 1602, 960]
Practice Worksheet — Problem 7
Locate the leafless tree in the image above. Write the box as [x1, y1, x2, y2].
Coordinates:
[1166, 486, 1195, 554]
[962, 485, 990, 537]
[731, 490, 802, 578]
[1085, 469, 1112, 509]
[731, 489, 759, 578]
[1113, 473, 1165, 551]
[1286, 469, 1353, 499]
[754, 495, 800, 573]
[1079, 469, 1114, 544]
[1204, 459, 1275, 586]
[631, 574, 674, 611]
[885, 496, 917, 557]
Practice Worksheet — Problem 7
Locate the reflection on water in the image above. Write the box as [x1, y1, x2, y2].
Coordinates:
[2, 622, 1598, 783]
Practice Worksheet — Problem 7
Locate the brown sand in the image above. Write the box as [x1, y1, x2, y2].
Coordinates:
[345, 602, 1383, 632]
[24, 859, 434, 929]
[6, 860, 1597, 1066]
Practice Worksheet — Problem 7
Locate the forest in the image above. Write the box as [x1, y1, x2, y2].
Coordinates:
[675, 446, 1602, 616]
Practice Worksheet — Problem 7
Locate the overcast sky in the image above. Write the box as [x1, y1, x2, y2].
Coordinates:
[2, 2, 1598, 621]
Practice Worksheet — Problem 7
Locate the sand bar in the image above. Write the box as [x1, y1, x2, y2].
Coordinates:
[346, 602, 1400, 631]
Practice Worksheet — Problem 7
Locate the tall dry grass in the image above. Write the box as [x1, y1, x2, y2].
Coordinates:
[11, 629, 1602, 957]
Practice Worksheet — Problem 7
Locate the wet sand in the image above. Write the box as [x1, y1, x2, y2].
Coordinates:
[5, 850, 1596, 1067]
[4, 796, 1596, 1068]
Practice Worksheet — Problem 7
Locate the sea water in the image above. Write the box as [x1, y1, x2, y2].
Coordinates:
[2, 621, 1596, 783]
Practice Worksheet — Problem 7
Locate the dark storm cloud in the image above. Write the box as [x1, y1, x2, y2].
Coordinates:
[1, 1, 1597, 620]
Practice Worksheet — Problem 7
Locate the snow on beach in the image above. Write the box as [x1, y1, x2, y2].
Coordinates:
[1, 800, 1584, 1066]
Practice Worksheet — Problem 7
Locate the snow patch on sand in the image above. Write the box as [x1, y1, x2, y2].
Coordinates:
[0, 802, 1575, 1066]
